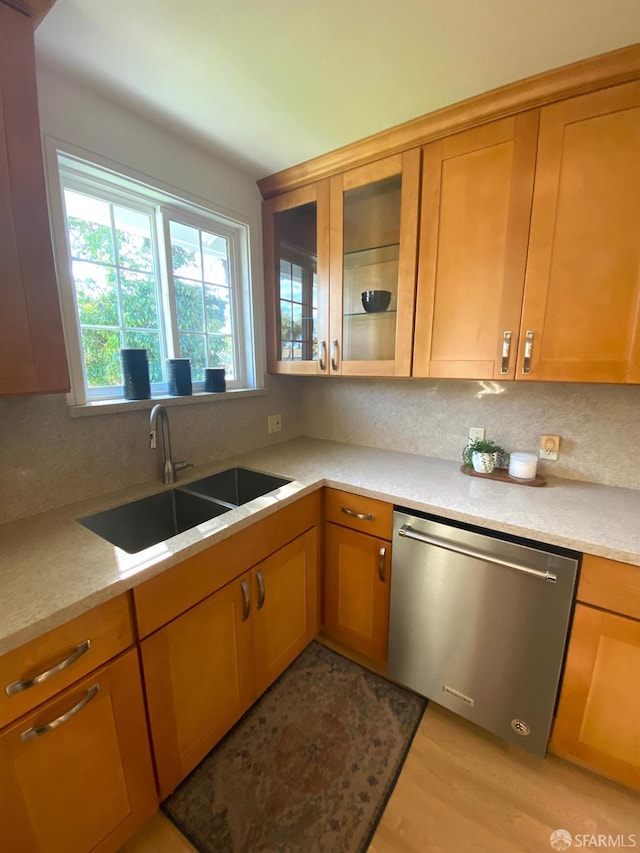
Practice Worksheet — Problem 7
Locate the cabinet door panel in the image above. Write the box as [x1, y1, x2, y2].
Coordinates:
[0, 649, 157, 853]
[0, 4, 69, 395]
[519, 81, 640, 382]
[324, 523, 390, 664]
[550, 604, 640, 788]
[414, 113, 537, 379]
[329, 150, 420, 377]
[141, 575, 255, 798]
[252, 527, 319, 695]
[262, 182, 330, 375]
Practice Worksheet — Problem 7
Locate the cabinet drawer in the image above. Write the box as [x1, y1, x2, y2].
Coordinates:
[578, 554, 640, 621]
[0, 648, 157, 853]
[0, 595, 133, 728]
[325, 488, 393, 540]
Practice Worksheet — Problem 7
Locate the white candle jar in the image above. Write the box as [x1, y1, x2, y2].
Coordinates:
[509, 452, 538, 481]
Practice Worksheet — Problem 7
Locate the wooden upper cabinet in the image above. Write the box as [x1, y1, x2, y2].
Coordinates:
[262, 181, 330, 375]
[518, 81, 640, 383]
[329, 150, 420, 376]
[0, 3, 69, 396]
[413, 113, 538, 379]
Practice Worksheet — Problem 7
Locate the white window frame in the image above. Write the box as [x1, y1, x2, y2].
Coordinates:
[44, 139, 260, 406]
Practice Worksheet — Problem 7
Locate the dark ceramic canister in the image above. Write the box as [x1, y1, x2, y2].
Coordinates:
[167, 358, 192, 396]
[120, 348, 151, 400]
[204, 368, 226, 393]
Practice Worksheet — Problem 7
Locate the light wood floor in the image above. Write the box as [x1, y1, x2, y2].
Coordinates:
[121, 703, 639, 853]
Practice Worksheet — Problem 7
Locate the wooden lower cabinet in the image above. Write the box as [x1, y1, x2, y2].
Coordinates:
[323, 522, 391, 664]
[550, 603, 640, 788]
[141, 573, 255, 799]
[141, 525, 320, 798]
[0, 649, 157, 853]
[253, 526, 319, 695]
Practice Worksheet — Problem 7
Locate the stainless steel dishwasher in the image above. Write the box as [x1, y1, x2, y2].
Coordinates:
[387, 508, 580, 757]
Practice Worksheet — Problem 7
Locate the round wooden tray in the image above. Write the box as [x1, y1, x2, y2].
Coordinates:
[460, 465, 547, 487]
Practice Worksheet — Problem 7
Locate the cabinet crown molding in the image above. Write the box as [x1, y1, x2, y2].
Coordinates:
[258, 42, 640, 199]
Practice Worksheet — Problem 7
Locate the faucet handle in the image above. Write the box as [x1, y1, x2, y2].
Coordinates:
[174, 461, 195, 472]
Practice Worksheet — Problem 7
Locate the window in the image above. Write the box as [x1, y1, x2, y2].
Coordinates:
[54, 152, 256, 403]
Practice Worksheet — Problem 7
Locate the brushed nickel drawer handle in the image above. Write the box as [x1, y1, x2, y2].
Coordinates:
[319, 339, 327, 372]
[241, 579, 251, 621]
[500, 330, 512, 375]
[20, 684, 100, 742]
[341, 507, 375, 522]
[522, 330, 534, 375]
[378, 546, 387, 582]
[256, 569, 266, 610]
[330, 339, 340, 371]
[6, 640, 91, 696]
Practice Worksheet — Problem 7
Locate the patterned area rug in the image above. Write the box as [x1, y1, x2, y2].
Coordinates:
[162, 641, 426, 853]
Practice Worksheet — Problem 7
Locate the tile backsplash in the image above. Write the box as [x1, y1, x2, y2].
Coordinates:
[301, 377, 640, 491]
[0, 376, 302, 524]
[1, 375, 638, 525]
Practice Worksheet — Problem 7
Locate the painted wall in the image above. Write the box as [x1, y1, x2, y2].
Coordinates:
[0, 63, 305, 525]
[300, 377, 640, 490]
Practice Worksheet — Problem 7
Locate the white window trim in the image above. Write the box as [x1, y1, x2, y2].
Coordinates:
[42, 135, 265, 408]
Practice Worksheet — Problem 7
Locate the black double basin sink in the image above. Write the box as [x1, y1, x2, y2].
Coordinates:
[78, 468, 292, 554]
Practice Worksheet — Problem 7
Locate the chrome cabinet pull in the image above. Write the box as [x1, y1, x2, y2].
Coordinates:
[500, 331, 512, 375]
[6, 640, 91, 696]
[522, 330, 534, 374]
[341, 507, 375, 522]
[241, 579, 251, 621]
[256, 569, 266, 610]
[319, 340, 327, 372]
[398, 524, 557, 583]
[20, 684, 100, 742]
[330, 339, 340, 371]
[378, 546, 387, 582]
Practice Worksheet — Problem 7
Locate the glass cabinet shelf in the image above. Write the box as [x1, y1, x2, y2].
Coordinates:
[343, 242, 400, 269]
[344, 309, 397, 318]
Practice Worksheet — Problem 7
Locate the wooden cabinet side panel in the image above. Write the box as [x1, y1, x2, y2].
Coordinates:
[323, 523, 390, 664]
[134, 491, 321, 638]
[518, 81, 640, 382]
[0, 649, 157, 853]
[0, 3, 69, 395]
[393, 147, 421, 376]
[550, 604, 640, 789]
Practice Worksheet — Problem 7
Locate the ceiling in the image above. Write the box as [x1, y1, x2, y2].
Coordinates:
[35, 0, 640, 180]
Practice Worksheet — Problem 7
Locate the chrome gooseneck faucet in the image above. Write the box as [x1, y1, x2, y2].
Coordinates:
[149, 404, 194, 484]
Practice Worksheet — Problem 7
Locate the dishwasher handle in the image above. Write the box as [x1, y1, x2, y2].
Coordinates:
[398, 524, 557, 583]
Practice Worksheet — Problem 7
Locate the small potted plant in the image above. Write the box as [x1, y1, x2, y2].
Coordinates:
[462, 438, 504, 474]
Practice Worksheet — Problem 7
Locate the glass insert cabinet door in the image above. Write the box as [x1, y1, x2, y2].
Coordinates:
[263, 182, 329, 374]
[329, 151, 420, 376]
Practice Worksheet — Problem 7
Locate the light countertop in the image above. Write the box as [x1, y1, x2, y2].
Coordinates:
[1, 437, 639, 656]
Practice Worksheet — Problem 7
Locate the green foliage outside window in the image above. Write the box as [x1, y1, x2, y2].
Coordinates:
[68, 213, 231, 388]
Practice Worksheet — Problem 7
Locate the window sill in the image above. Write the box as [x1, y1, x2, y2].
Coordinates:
[68, 388, 266, 418]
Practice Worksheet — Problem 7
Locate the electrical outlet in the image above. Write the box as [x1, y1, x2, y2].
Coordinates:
[268, 414, 282, 435]
[469, 427, 485, 441]
[539, 434, 560, 461]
